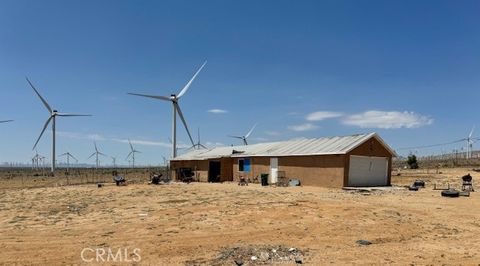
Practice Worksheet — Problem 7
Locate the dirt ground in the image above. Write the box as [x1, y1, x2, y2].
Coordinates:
[0, 168, 479, 265]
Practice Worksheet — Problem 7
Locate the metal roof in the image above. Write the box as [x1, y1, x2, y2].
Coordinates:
[172, 132, 396, 161]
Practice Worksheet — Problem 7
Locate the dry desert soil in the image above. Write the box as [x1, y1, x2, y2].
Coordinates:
[0, 168, 479, 265]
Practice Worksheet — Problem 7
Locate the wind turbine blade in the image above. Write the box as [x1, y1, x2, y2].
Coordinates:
[127, 93, 171, 101]
[70, 154, 79, 161]
[134, 150, 142, 154]
[0, 120, 13, 123]
[174, 103, 195, 146]
[56, 113, 92, 117]
[126, 151, 133, 160]
[128, 139, 134, 151]
[199, 144, 208, 149]
[98, 151, 107, 157]
[26, 77, 52, 113]
[469, 126, 475, 139]
[59, 153, 68, 157]
[197, 127, 201, 144]
[245, 123, 257, 138]
[94, 142, 98, 152]
[228, 135, 244, 139]
[88, 153, 96, 159]
[33, 116, 53, 150]
[177, 61, 207, 99]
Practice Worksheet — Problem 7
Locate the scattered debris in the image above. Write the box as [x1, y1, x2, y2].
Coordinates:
[408, 180, 425, 191]
[295, 256, 303, 264]
[459, 191, 470, 197]
[112, 171, 126, 186]
[150, 174, 162, 185]
[288, 179, 301, 187]
[238, 177, 249, 186]
[212, 245, 307, 265]
[356, 240, 372, 246]
[413, 180, 425, 188]
[97, 183, 103, 188]
[408, 186, 419, 191]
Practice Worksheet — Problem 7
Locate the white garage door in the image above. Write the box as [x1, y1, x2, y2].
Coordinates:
[348, 155, 388, 187]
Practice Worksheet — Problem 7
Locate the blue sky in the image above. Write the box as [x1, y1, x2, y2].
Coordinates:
[1, 0, 479, 165]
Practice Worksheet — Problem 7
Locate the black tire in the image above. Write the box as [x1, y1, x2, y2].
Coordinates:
[441, 190, 460, 198]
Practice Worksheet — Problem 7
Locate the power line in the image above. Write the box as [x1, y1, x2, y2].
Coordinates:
[396, 139, 465, 151]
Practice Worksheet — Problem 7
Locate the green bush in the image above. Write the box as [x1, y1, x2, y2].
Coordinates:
[407, 154, 418, 169]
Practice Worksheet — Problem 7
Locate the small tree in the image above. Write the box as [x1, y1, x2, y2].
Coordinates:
[407, 154, 418, 169]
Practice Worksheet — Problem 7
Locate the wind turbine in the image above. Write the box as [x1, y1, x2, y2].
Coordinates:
[126, 139, 141, 168]
[189, 128, 208, 150]
[162, 156, 169, 166]
[228, 124, 257, 145]
[464, 126, 476, 159]
[111, 156, 117, 168]
[32, 150, 43, 170]
[128, 61, 207, 158]
[27, 77, 91, 173]
[88, 142, 106, 169]
[59, 152, 78, 172]
[0, 120, 13, 123]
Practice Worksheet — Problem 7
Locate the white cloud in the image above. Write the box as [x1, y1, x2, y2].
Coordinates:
[264, 130, 280, 136]
[341, 110, 433, 129]
[207, 109, 228, 114]
[111, 138, 172, 148]
[57, 131, 174, 148]
[205, 141, 225, 148]
[57, 131, 105, 141]
[306, 111, 343, 121]
[288, 123, 319, 132]
[252, 137, 269, 142]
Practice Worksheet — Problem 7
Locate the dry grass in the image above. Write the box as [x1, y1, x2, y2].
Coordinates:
[0, 168, 479, 265]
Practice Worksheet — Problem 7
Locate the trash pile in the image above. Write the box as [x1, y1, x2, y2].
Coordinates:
[212, 245, 307, 265]
[408, 180, 425, 191]
[149, 173, 171, 185]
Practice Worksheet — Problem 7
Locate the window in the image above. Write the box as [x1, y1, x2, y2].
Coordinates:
[238, 158, 250, 172]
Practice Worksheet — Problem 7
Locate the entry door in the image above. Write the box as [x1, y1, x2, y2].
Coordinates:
[208, 161, 221, 182]
[348, 155, 388, 187]
[270, 158, 278, 184]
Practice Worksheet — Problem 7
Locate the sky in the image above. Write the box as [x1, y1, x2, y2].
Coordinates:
[1, 0, 479, 166]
